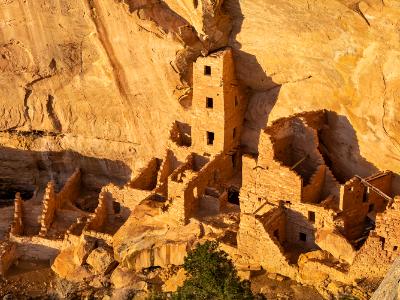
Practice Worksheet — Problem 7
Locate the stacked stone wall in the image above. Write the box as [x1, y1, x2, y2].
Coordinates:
[285, 202, 337, 250]
[130, 158, 161, 190]
[10, 192, 23, 236]
[237, 211, 298, 279]
[302, 165, 326, 203]
[166, 153, 234, 224]
[240, 140, 302, 216]
[0, 241, 16, 276]
[57, 168, 81, 208]
[39, 181, 57, 237]
[85, 191, 109, 232]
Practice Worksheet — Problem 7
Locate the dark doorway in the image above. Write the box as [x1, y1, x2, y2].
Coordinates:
[206, 97, 214, 108]
[204, 65, 211, 76]
[207, 131, 215, 145]
[228, 188, 239, 205]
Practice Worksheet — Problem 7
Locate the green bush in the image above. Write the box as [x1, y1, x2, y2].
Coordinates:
[149, 241, 264, 300]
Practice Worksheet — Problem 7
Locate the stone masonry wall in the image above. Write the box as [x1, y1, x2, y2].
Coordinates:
[85, 191, 109, 232]
[191, 49, 246, 156]
[56, 168, 81, 208]
[39, 181, 57, 237]
[238, 211, 298, 279]
[285, 202, 337, 250]
[350, 197, 400, 279]
[302, 165, 326, 203]
[340, 172, 393, 241]
[0, 241, 16, 276]
[239, 133, 302, 215]
[130, 157, 161, 191]
[10, 192, 23, 236]
[365, 171, 393, 212]
[166, 152, 234, 224]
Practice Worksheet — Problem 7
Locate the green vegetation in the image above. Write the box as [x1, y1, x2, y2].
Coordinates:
[149, 241, 264, 300]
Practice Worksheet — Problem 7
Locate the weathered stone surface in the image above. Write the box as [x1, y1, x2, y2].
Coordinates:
[86, 247, 116, 275]
[51, 248, 92, 282]
[162, 268, 186, 292]
[371, 258, 400, 300]
[315, 229, 356, 264]
[110, 266, 143, 289]
[73, 235, 97, 266]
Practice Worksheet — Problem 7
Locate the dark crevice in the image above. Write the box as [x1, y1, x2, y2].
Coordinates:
[46, 95, 62, 132]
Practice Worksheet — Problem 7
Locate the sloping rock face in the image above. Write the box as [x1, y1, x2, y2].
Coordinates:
[0, 0, 399, 188]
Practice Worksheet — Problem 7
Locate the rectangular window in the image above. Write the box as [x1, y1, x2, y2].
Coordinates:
[235, 96, 239, 107]
[207, 131, 214, 145]
[204, 65, 211, 76]
[394, 246, 398, 251]
[308, 211, 315, 223]
[206, 97, 213, 108]
[274, 229, 280, 240]
[380, 237, 385, 249]
[299, 232, 307, 242]
[233, 127, 237, 139]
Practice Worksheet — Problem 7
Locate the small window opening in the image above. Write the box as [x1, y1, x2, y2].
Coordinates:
[363, 187, 369, 203]
[394, 246, 398, 251]
[207, 131, 214, 145]
[299, 232, 307, 242]
[350, 186, 354, 192]
[206, 97, 213, 108]
[204, 65, 211, 76]
[233, 127, 237, 139]
[235, 96, 239, 107]
[368, 203, 375, 213]
[380, 236, 385, 249]
[228, 188, 240, 205]
[308, 211, 315, 223]
[274, 229, 280, 240]
[193, 0, 198, 9]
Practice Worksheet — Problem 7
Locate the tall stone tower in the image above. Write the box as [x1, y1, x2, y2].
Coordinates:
[191, 48, 245, 156]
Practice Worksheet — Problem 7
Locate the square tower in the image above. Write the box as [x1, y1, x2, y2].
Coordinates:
[191, 48, 246, 156]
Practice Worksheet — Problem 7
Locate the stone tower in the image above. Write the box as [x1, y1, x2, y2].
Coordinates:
[191, 48, 245, 156]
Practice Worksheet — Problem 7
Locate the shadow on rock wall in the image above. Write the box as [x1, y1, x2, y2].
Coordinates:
[225, 0, 282, 155]
[0, 146, 131, 200]
[224, 0, 399, 195]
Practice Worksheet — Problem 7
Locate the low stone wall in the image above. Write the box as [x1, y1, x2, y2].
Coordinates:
[10, 192, 23, 236]
[130, 158, 161, 190]
[57, 168, 81, 208]
[103, 184, 152, 213]
[0, 241, 17, 276]
[85, 191, 110, 232]
[10, 235, 63, 260]
[166, 152, 234, 224]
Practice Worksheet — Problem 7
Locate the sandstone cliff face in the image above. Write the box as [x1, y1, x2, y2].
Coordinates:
[0, 0, 399, 190]
[227, 0, 400, 187]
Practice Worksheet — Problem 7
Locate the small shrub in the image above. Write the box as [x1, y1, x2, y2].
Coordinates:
[148, 241, 264, 300]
